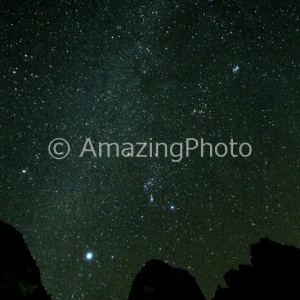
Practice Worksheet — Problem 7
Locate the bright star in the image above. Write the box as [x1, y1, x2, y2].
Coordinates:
[232, 65, 239, 73]
[86, 252, 93, 260]
[150, 194, 154, 202]
[170, 205, 175, 210]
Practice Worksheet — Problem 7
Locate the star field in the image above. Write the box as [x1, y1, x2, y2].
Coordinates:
[1, 1, 299, 299]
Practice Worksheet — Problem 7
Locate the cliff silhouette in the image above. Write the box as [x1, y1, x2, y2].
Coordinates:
[129, 238, 300, 300]
[1, 220, 299, 300]
[0, 220, 51, 300]
[212, 237, 300, 300]
[128, 259, 206, 300]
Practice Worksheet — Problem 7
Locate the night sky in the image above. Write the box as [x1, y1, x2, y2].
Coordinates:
[1, 0, 299, 299]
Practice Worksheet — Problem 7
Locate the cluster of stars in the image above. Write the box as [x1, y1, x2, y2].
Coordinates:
[1, 1, 298, 299]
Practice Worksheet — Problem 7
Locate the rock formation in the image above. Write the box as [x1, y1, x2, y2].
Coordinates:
[128, 259, 206, 300]
[213, 238, 300, 300]
[1, 219, 299, 300]
[0, 220, 51, 299]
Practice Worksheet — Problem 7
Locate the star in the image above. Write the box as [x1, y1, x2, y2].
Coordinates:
[86, 252, 93, 260]
[150, 194, 154, 202]
[232, 65, 240, 73]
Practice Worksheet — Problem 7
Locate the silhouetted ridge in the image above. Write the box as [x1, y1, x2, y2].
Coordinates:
[0, 220, 51, 299]
[128, 259, 206, 300]
[213, 238, 300, 300]
[1, 222, 299, 300]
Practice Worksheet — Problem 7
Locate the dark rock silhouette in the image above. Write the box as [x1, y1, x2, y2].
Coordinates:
[213, 238, 300, 300]
[2, 219, 299, 300]
[128, 259, 206, 300]
[0, 220, 51, 300]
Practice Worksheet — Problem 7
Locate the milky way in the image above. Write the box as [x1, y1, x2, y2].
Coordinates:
[1, 1, 299, 299]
